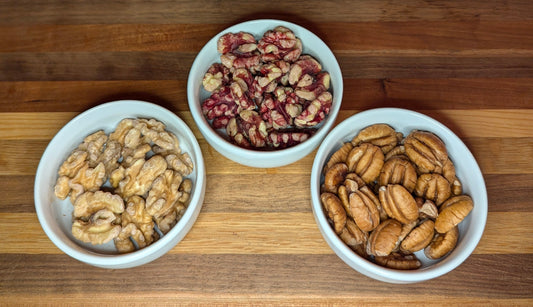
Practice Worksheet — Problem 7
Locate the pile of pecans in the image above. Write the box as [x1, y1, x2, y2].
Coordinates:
[320, 124, 474, 270]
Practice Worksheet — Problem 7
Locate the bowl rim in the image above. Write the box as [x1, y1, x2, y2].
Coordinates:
[34, 100, 206, 267]
[187, 18, 343, 167]
[310, 107, 488, 283]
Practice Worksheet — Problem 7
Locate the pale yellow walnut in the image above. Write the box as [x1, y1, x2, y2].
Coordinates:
[109, 165, 126, 189]
[121, 143, 152, 168]
[114, 223, 147, 253]
[146, 169, 183, 219]
[121, 196, 155, 245]
[166, 153, 194, 176]
[54, 131, 122, 202]
[136, 118, 166, 134]
[54, 162, 106, 202]
[109, 118, 136, 145]
[77, 130, 108, 167]
[435, 195, 474, 233]
[73, 190, 124, 218]
[154, 209, 178, 234]
[58, 150, 87, 177]
[97, 139, 122, 176]
[346, 143, 384, 184]
[425, 226, 459, 259]
[71, 209, 121, 245]
[151, 131, 182, 156]
[54, 176, 71, 200]
[115, 155, 167, 199]
[320, 192, 347, 234]
[178, 178, 193, 204]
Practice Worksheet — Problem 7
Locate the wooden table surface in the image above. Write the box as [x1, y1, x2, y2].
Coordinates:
[1, 0, 532, 305]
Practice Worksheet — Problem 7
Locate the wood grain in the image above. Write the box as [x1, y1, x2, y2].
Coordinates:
[0, 0, 532, 305]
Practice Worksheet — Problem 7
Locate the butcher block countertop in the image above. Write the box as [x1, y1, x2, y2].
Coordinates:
[1, 0, 532, 305]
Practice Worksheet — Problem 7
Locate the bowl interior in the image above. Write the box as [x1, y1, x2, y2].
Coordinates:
[187, 19, 343, 167]
[34, 100, 205, 265]
[310, 108, 488, 283]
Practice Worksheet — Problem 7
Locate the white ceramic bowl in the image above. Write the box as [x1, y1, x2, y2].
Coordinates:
[187, 19, 343, 168]
[34, 100, 206, 269]
[310, 108, 488, 283]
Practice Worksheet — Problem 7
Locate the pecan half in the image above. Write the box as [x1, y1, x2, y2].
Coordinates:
[346, 143, 384, 184]
[404, 130, 448, 173]
[435, 195, 474, 233]
[378, 184, 419, 224]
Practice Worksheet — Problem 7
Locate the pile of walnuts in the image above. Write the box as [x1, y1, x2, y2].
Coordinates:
[54, 118, 194, 253]
[320, 124, 474, 270]
[201, 26, 333, 149]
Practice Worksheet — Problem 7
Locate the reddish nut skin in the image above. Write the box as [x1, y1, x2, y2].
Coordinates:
[217, 32, 257, 54]
[294, 91, 332, 128]
[202, 27, 334, 150]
